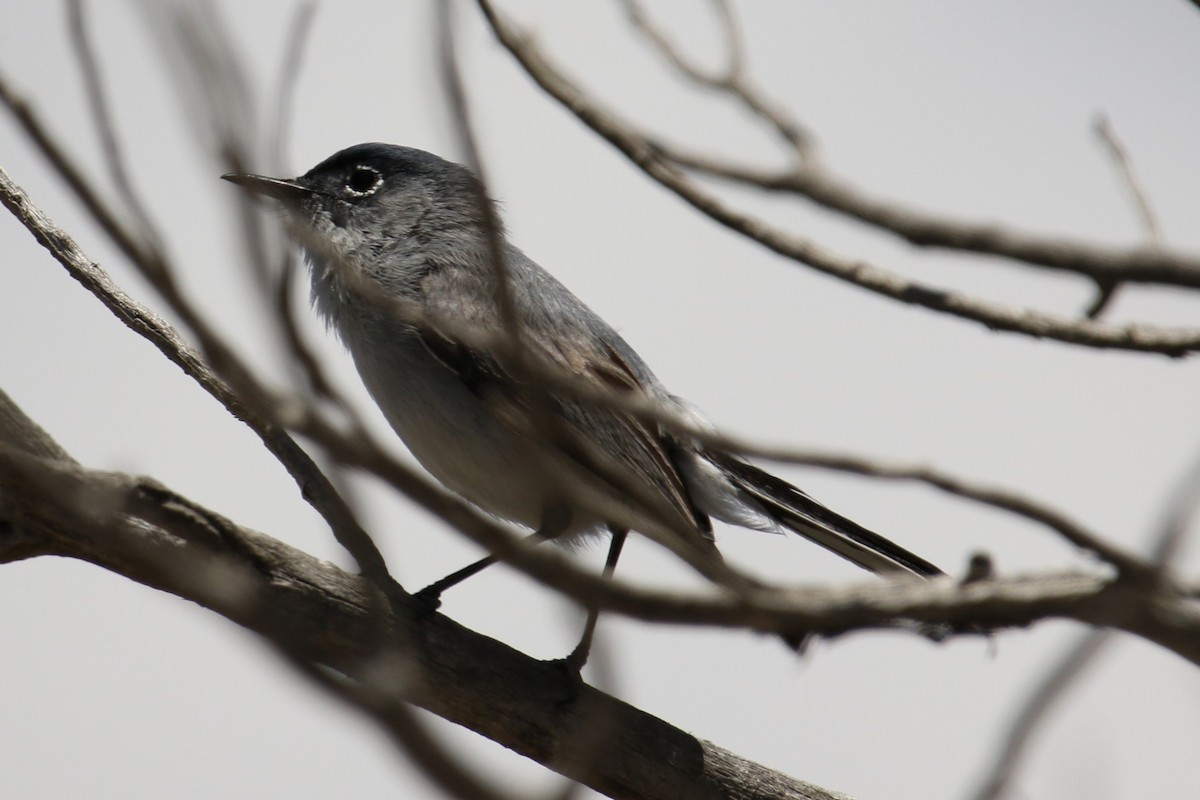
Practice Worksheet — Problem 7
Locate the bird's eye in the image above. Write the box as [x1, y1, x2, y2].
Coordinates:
[345, 165, 382, 197]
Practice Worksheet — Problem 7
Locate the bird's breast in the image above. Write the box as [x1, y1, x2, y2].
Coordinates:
[341, 325, 600, 537]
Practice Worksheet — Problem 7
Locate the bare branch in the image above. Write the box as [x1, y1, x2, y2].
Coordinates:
[4, 402, 1199, 663]
[621, 0, 726, 85]
[1093, 113, 1164, 247]
[665, 146, 1200, 290]
[1083, 114, 1162, 320]
[205, 2, 347, 424]
[617, 5, 1197, 293]
[475, 1, 1200, 357]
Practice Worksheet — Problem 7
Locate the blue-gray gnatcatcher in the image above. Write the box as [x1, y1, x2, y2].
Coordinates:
[224, 143, 941, 664]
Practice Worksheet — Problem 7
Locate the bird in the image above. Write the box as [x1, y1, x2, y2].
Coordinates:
[223, 142, 943, 669]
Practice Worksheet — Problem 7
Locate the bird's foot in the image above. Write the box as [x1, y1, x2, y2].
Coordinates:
[544, 654, 586, 705]
[411, 585, 444, 618]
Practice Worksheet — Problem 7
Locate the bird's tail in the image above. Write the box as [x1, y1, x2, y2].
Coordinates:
[705, 451, 943, 578]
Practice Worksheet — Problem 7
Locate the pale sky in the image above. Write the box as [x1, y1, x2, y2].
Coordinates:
[2, 2, 1199, 799]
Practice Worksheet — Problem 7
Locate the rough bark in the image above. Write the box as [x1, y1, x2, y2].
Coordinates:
[0, 386, 845, 800]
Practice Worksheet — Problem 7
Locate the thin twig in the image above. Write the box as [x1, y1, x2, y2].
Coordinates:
[266, 2, 336, 395]
[256, 2, 342, 401]
[712, 0, 744, 81]
[0, 160, 393, 587]
[143, 3, 256, 170]
[618, 8, 1199, 292]
[66, 0, 165, 253]
[969, 629, 1115, 800]
[968, 443, 1200, 799]
[1093, 113, 1164, 247]
[1085, 114, 1162, 319]
[621, 0, 816, 163]
[435, 3, 517, 330]
[269, 2, 316, 176]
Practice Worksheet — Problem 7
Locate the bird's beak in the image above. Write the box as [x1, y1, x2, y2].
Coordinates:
[221, 172, 312, 204]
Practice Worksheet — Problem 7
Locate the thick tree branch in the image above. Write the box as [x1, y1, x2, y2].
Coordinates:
[3, 362, 1199, 800]
[2, 388, 1199, 800]
[0, 389, 847, 800]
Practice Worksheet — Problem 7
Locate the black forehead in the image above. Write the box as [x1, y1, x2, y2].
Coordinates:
[302, 143, 456, 182]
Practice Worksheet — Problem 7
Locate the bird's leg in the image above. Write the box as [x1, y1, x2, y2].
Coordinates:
[563, 526, 628, 673]
[413, 503, 572, 615]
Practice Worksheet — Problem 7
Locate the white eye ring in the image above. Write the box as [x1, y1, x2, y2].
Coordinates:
[345, 165, 382, 197]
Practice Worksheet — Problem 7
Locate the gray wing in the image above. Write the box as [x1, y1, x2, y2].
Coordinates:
[418, 244, 711, 540]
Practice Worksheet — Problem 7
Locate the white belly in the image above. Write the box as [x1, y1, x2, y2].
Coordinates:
[348, 331, 601, 538]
